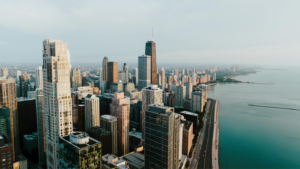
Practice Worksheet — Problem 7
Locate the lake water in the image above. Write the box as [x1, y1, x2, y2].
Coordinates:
[207, 67, 300, 169]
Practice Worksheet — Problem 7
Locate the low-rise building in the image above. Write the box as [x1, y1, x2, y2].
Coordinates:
[102, 154, 129, 169]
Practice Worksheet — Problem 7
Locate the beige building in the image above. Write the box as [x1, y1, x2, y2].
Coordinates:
[72, 69, 82, 89]
[85, 94, 100, 130]
[181, 120, 193, 155]
[43, 39, 73, 168]
[1, 68, 8, 77]
[110, 92, 130, 156]
[0, 77, 19, 162]
[160, 67, 165, 88]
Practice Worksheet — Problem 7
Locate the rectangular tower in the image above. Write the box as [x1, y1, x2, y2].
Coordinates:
[71, 69, 82, 89]
[35, 66, 43, 89]
[43, 39, 73, 169]
[36, 88, 46, 166]
[145, 41, 157, 85]
[100, 115, 118, 155]
[84, 94, 100, 130]
[138, 55, 151, 91]
[107, 62, 118, 89]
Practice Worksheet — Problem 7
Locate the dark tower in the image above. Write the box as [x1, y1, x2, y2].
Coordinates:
[145, 41, 157, 85]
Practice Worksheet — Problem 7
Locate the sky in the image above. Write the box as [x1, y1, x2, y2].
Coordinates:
[0, 0, 300, 66]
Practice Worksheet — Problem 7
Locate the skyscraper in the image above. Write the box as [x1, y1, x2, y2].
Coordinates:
[43, 39, 73, 169]
[110, 92, 130, 156]
[15, 70, 21, 83]
[36, 88, 46, 166]
[19, 74, 29, 98]
[138, 55, 151, 91]
[123, 63, 128, 82]
[174, 69, 179, 77]
[184, 82, 193, 99]
[145, 41, 157, 84]
[1, 68, 8, 77]
[0, 77, 19, 162]
[99, 68, 103, 90]
[35, 66, 43, 89]
[107, 62, 118, 89]
[175, 85, 186, 108]
[192, 68, 197, 85]
[157, 73, 161, 85]
[100, 115, 117, 155]
[71, 69, 82, 90]
[182, 69, 185, 76]
[0, 106, 11, 142]
[102, 56, 109, 81]
[160, 67, 165, 88]
[133, 68, 138, 87]
[84, 94, 100, 130]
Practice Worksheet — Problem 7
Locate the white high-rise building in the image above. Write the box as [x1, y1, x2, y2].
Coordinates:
[43, 39, 73, 169]
[160, 67, 165, 89]
[192, 68, 197, 85]
[1, 68, 8, 77]
[35, 66, 43, 89]
[84, 94, 100, 130]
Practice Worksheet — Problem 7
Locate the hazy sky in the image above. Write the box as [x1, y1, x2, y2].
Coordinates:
[1, 0, 300, 65]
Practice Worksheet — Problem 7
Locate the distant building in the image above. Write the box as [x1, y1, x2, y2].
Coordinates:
[130, 101, 142, 130]
[99, 94, 114, 116]
[118, 71, 127, 83]
[100, 115, 117, 155]
[71, 69, 82, 89]
[123, 63, 128, 83]
[138, 55, 151, 91]
[191, 88, 205, 113]
[77, 105, 85, 131]
[84, 94, 100, 130]
[175, 85, 186, 108]
[107, 62, 118, 89]
[59, 132, 102, 169]
[1, 68, 8, 77]
[133, 68, 138, 87]
[86, 126, 112, 156]
[181, 120, 193, 155]
[102, 57, 109, 82]
[184, 82, 193, 100]
[36, 88, 46, 166]
[160, 68, 165, 88]
[78, 86, 93, 94]
[19, 75, 29, 98]
[35, 66, 43, 89]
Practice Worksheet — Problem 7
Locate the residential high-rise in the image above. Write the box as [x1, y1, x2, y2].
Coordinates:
[160, 67, 165, 88]
[36, 88, 46, 166]
[84, 94, 100, 130]
[181, 120, 193, 155]
[1, 68, 8, 77]
[110, 92, 130, 156]
[102, 56, 109, 81]
[175, 85, 186, 108]
[43, 39, 73, 169]
[123, 63, 128, 82]
[145, 41, 157, 85]
[191, 88, 205, 113]
[141, 85, 163, 138]
[100, 115, 117, 155]
[133, 68, 138, 87]
[138, 55, 151, 91]
[144, 105, 181, 169]
[184, 82, 193, 100]
[0, 77, 19, 162]
[19, 75, 29, 98]
[107, 62, 118, 89]
[71, 69, 82, 90]
[35, 66, 43, 89]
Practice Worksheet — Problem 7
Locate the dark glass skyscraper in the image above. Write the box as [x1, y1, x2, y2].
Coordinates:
[145, 41, 157, 85]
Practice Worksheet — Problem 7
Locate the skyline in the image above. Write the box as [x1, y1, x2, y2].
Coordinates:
[1, 0, 300, 65]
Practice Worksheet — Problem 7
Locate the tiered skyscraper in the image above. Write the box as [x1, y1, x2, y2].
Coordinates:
[43, 39, 73, 169]
[145, 41, 157, 85]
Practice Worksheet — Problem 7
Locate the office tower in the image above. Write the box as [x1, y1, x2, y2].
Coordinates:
[179, 122, 183, 159]
[15, 70, 21, 83]
[43, 39, 73, 169]
[86, 126, 112, 155]
[175, 85, 186, 108]
[84, 94, 100, 130]
[71, 69, 82, 89]
[123, 63, 128, 82]
[181, 120, 193, 155]
[184, 82, 193, 99]
[160, 68, 165, 88]
[19, 75, 29, 98]
[59, 132, 102, 168]
[99, 94, 114, 116]
[78, 86, 93, 94]
[36, 89, 46, 166]
[102, 56, 109, 81]
[17, 97, 37, 151]
[0, 136, 13, 169]
[35, 66, 43, 89]
[182, 69, 185, 76]
[187, 68, 189, 76]
[100, 115, 117, 155]
[110, 82, 123, 93]
[130, 100, 142, 130]
[144, 105, 181, 169]
[110, 92, 129, 156]
[192, 68, 197, 85]
[138, 55, 151, 91]
[77, 105, 85, 131]
[102, 80, 107, 94]
[1, 68, 8, 77]
[99, 68, 103, 90]
[133, 68, 138, 87]
[191, 88, 204, 113]
[0, 77, 19, 162]
[145, 40, 157, 85]
[167, 75, 173, 84]
[107, 62, 118, 89]
[118, 71, 126, 82]
[141, 85, 163, 137]
[174, 69, 178, 77]
[157, 74, 161, 85]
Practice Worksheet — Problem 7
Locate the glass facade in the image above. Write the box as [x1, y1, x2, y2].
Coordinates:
[0, 107, 11, 142]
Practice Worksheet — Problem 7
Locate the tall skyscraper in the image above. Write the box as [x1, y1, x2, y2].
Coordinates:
[175, 85, 186, 108]
[184, 82, 193, 99]
[100, 115, 117, 155]
[99, 68, 103, 90]
[133, 68, 138, 87]
[15, 70, 21, 83]
[107, 62, 118, 89]
[102, 56, 109, 81]
[110, 92, 130, 156]
[36, 88, 46, 166]
[157, 73, 161, 85]
[35, 66, 43, 89]
[84, 94, 100, 130]
[123, 63, 128, 83]
[43, 39, 73, 169]
[138, 55, 151, 91]
[191, 88, 204, 113]
[192, 68, 197, 85]
[1, 68, 8, 77]
[19, 75, 29, 98]
[144, 105, 181, 169]
[0, 77, 19, 162]
[187, 68, 190, 76]
[145, 41, 157, 85]
[71, 69, 82, 90]
[160, 67, 165, 88]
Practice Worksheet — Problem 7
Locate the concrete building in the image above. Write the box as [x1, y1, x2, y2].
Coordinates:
[157, 73, 161, 85]
[84, 94, 100, 130]
[182, 69, 185, 76]
[110, 92, 130, 156]
[71, 69, 82, 89]
[99, 68, 103, 90]
[192, 88, 205, 113]
[1, 68, 8, 77]
[36, 88, 46, 166]
[123, 63, 128, 83]
[133, 68, 138, 87]
[86, 126, 112, 156]
[103, 56, 109, 82]
[15, 70, 21, 83]
[160, 67, 165, 88]
[175, 85, 186, 108]
[192, 68, 197, 85]
[107, 62, 118, 89]
[123, 83, 135, 94]
[35, 66, 43, 89]
[145, 40, 157, 85]
[102, 154, 129, 169]
[0, 77, 19, 162]
[43, 39, 73, 168]
[184, 82, 193, 100]
[181, 120, 193, 155]
[174, 69, 179, 77]
[167, 75, 173, 84]
[144, 105, 181, 169]
[138, 55, 151, 91]
[100, 115, 117, 155]
[118, 71, 127, 83]
[110, 82, 123, 93]
[59, 132, 102, 169]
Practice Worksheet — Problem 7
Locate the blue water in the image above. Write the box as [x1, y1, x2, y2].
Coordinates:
[208, 67, 300, 169]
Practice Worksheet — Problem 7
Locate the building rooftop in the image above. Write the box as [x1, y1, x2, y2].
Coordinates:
[17, 97, 36, 102]
[87, 126, 111, 136]
[101, 115, 117, 120]
[181, 120, 193, 130]
[129, 130, 142, 140]
[60, 132, 100, 150]
[179, 111, 198, 117]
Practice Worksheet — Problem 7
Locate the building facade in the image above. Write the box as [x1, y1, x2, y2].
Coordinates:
[102, 57, 109, 81]
[71, 69, 82, 90]
[100, 115, 117, 155]
[107, 62, 118, 89]
[36, 88, 46, 166]
[175, 85, 186, 108]
[84, 94, 100, 130]
[35, 66, 43, 89]
[86, 126, 112, 156]
[145, 41, 157, 85]
[138, 55, 151, 91]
